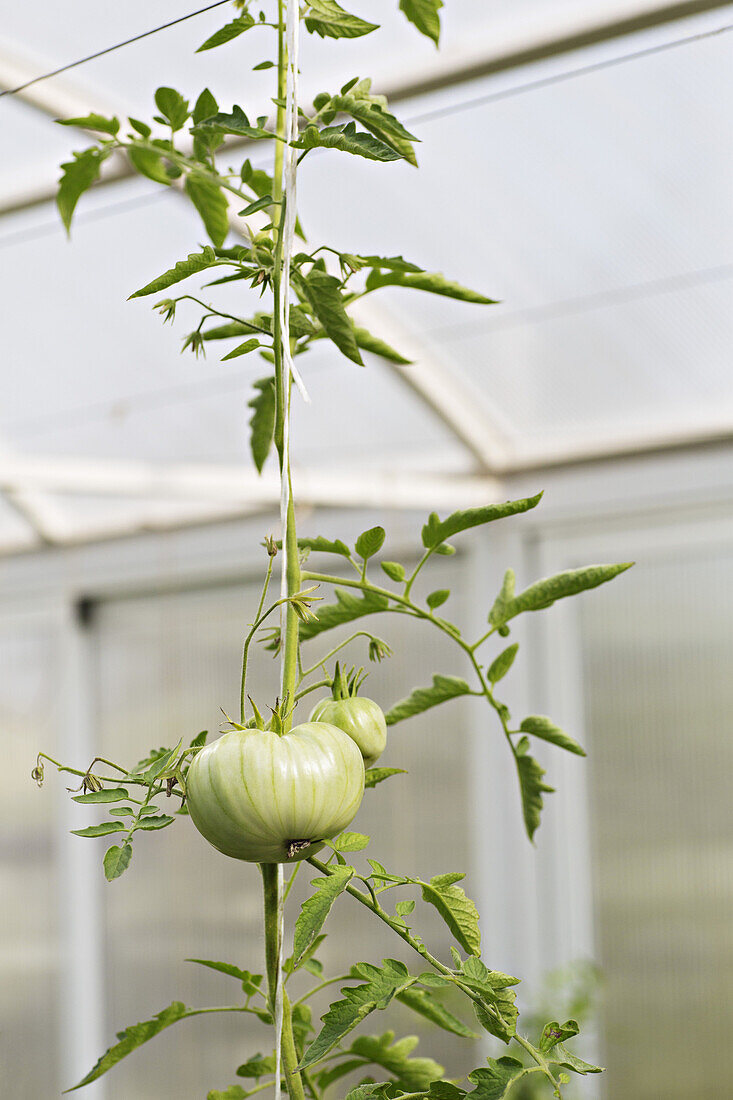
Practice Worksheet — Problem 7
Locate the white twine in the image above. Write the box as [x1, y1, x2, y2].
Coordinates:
[275, 6, 303, 1100]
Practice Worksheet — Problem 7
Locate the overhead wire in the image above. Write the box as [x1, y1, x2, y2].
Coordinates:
[0, 0, 234, 100]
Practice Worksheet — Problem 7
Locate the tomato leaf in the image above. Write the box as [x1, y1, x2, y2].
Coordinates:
[295, 123, 402, 162]
[71, 822, 125, 838]
[330, 831, 370, 852]
[57, 146, 110, 232]
[365, 268, 497, 303]
[466, 1059, 526, 1098]
[72, 787, 129, 804]
[381, 561, 405, 582]
[221, 338, 261, 361]
[422, 493, 542, 550]
[293, 866, 354, 967]
[298, 960, 415, 1070]
[364, 766, 406, 788]
[236, 1054, 275, 1078]
[385, 674, 472, 726]
[103, 843, 133, 881]
[397, 988, 477, 1038]
[355, 526, 385, 560]
[325, 90, 418, 165]
[420, 873, 481, 956]
[192, 106, 272, 141]
[302, 269, 363, 365]
[399, 0, 443, 44]
[519, 715, 585, 756]
[487, 643, 519, 685]
[296, 536, 352, 558]
[248, 376, 276, 474]
[539, 1019, 579, 1054]
[348, 1033, 444, 1092]
[65, 1002, 190, 1089]
[299, 588, 389, 642]
[426, 588, 450, 609]
[488, 562, 634, 627]
[351, 325, 412, 364]
[515, 737, 554, 841]
[548, 1044, 603, 1075]
[186, 959, 263, 994]
[127, 146, 172, 185]
[197, 14, 255, 51]
[57, 113, 120, 136]
[132, 814, 175, 831]
[184, 172, 229, 247]
[153, 87, 190, 131]
[304, 0, 379, 39]
[129, 247, 219, 298]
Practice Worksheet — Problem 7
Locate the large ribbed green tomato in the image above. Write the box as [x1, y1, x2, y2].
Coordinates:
[309, 697, 387, 767]
[186, 722, 365, 863]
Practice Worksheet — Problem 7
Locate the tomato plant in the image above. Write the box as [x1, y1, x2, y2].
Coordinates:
[34, 2, 633, 1097]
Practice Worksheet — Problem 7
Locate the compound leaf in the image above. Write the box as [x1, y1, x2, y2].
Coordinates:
[385, 675, 472, 726]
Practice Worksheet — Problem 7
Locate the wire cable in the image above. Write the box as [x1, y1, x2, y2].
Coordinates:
[0, 0, 233, 100]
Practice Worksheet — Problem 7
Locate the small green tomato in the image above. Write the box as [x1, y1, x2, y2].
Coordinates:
[309, 696, 387, 767]
[186, 722, 365, 863]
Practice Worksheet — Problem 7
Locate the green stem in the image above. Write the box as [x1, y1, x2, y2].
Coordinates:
[261, 864, 307, 1100]
[293, 678, 331, 704]
[241, 553, 276, 723]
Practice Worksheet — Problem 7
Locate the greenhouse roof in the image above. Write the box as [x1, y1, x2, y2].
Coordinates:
[0, 0, 731, 551]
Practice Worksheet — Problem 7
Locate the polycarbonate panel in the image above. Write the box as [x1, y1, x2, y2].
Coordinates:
[0, 615, 61, 1095]
[580, 546, 733, 1099]
[297, 22, 733, 453]
[92, 557, 477, 1098]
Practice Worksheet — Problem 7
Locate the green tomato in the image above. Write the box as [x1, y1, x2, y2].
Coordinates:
[309, 697, 387, 767]
[186, 722, 365, 863]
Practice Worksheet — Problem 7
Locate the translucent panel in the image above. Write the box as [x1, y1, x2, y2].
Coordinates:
[297, 25, 733, 452]
[92, 559, 477, 1097]
[0, 616, 61, 1094]
[581, 546, 733, 1099]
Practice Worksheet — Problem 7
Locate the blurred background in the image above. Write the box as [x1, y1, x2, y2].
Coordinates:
[1, 1, 732, 1097]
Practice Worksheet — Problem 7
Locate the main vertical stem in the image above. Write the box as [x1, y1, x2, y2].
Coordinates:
[261, 864, 307, 1100]
[260, 6, 304, 1100]
[272, 0, 301, 718]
